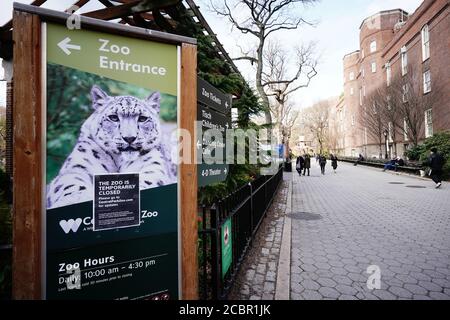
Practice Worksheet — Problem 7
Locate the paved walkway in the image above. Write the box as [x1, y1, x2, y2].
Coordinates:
[228, 177, 289, 300]
[291, 161, 450, 300]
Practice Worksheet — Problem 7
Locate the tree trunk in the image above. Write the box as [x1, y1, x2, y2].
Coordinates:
[255, 35, 272, 128]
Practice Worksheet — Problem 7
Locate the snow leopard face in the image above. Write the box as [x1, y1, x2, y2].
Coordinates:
[87, 85, 162, 157]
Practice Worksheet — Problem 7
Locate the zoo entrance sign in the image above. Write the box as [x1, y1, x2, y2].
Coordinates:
[12, 4, 198, 300]
[46, 21, 178, 301]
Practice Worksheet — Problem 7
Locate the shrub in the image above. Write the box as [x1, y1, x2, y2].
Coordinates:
[405, 132, 450, 179]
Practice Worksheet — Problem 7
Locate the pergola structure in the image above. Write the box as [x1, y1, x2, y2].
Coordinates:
[0, 0, 238, 74]
[1, 0, 243, 177]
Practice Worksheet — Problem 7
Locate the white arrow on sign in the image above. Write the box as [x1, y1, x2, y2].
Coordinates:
[224, 167, 228, 175]
[58, 37, 81, 55]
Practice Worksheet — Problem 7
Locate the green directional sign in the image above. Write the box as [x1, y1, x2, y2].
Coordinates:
[221, 218, 233, 279]
[44, 22, 179, 300]
[197, 77, 232, 114]
[197, 103, 231, 187]
[47, 23, 177, 95]
[198, 164, 229, 188]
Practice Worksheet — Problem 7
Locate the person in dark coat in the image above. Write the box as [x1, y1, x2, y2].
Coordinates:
[303, 154, 311, 176]
[354, 153, 364, 166]
[330, 154, 338, 173]
[425, 147, 445, 189]
[296, 156, 304, 176]
[319, 155, 327, 175]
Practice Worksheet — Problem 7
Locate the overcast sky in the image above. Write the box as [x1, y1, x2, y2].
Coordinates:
[0, 0, 423, 107]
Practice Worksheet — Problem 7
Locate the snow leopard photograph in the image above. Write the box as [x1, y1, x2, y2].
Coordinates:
[46, 63, 177, 209]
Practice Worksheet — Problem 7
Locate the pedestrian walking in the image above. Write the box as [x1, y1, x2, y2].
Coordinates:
[330, 154, 338, 173]
[425, 147, 445, 189]
[319, 155, 327, 175]
[296, 155, 304, 176]
[303, 154, 311, 176]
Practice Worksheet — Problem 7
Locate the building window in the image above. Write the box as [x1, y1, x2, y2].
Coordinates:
[359, 89, 363, 106]
[401, 46, 408, 75]
[404, 118, 409, 141]
[421, 24, 430, 61]
[361, 68, 365, 78]
[425, 108, 433, 138]
[350, 87, 354, 96]
[402, 84, 408, 103]
[371, 62, 377, 73]
[423, 69, 431, 94]
[363, 86, 366, 97]
[349, 72, 355, 81]
[351, 115, 355, 126]
[370, 41, 377, 53]
[386, 62, 391, 86]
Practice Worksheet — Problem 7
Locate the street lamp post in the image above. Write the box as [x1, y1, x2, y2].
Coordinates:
[383, 130, 388, 159]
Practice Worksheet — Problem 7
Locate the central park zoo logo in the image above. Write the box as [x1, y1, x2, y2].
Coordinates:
[59, 211, 159, 234]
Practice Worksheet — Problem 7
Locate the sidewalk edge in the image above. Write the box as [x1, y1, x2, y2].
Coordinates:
[274, 176, 292, 300]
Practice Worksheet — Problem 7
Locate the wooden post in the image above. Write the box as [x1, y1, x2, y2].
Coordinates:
[11, 5, 198, 300]
[180, 43, 198, 300]
[12, 11, 43, 300]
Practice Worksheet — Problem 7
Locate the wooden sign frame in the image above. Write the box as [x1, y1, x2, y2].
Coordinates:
[12, 3, 198, 300]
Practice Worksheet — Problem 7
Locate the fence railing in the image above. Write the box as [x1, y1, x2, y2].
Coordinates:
[198, 167, 284, 300]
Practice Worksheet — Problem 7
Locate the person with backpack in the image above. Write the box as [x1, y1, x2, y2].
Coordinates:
[319, 155, 327, 175]
[330, 154, 338, 173]
[425, 147, 445, 189]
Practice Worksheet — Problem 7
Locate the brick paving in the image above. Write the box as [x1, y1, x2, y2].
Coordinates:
[228, 176, 290, 300]
[291, 161, 450, 300]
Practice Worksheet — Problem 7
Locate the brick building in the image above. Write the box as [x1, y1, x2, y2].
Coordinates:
[334, 0, 450, 158]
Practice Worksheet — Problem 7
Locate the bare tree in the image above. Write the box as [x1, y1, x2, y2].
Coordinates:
[361, 90, 386, 159]
[303, 100, 330, 154]
[210, 0, 317, 127]
[365, 85, 401, 157]
[274, 99, 300, 154]
[381, 87, 401, 157]
[263, 41, 317, 146]
[327, 116, 342, 155]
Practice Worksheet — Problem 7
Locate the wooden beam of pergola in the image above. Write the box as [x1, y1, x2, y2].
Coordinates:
[92, 0, 181, 24]
[69, 0, 91, 11]
[82, 0, 141, 20]
[1, 0, 47, 32]
[113, 0, 181, 12]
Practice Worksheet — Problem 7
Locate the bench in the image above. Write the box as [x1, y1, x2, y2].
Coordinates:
[340, 158, 423, 175]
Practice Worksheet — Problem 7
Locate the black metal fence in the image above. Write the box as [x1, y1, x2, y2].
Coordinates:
[198, 167, 284, 300]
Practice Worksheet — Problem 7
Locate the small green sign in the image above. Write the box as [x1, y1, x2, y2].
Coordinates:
[221, 218, 232, 279]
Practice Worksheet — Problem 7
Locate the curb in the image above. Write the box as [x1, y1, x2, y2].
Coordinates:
[274, 175, 292, 300]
